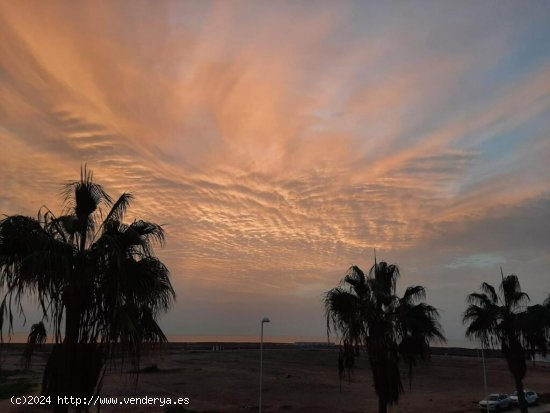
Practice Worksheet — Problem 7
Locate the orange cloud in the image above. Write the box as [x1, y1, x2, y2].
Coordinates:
[1, 0, 549, 338]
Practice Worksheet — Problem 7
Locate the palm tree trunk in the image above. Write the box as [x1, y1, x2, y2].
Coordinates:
[52, 297, 80, 413]
[503, 341, 528, 413]
[378, 398, 387, 413]
[53, 399, 68, 413]
[514, 376, 529, 413]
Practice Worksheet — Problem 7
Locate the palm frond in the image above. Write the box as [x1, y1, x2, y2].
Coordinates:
[62, 165, 112, 217]
[401, 286, 426, 305]
[500, 275, 530, 309]
[0, 215, 70, 338]
[467, 292, 494, 307]
[102, 193, 133, 228]
[23, 321, 47, 368]
[61, 165, 113, 250]
[368, 261, 399, 301]
[343, 265, 367, 297]
[480, 282, 498, 304]
[324, 287, 362, 342]
[130, 220, 165, 249]
[520, 304, 550, 358]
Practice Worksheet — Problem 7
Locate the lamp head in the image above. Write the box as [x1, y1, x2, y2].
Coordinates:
[262, 317, 271, 323]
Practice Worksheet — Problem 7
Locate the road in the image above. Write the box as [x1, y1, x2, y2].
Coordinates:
[476, 405, 550, 413]
[508, 405, 550, 413]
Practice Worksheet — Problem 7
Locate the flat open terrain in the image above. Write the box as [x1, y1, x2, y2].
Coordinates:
[1, 344, 549, 412]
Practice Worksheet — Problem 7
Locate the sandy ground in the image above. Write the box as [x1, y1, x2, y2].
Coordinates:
[1, 345, 549, 413]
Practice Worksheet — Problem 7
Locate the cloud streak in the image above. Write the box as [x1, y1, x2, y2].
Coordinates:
[1, 0, 549, 339]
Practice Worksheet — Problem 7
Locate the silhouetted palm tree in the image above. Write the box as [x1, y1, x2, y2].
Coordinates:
[23, 321, 47, 369]
[325, 260, 445, 413]
[0, 167, 175, 412]
[463, 272, 550, 413]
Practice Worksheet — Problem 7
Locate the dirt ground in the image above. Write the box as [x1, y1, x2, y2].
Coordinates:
[1, 344, 549, 413]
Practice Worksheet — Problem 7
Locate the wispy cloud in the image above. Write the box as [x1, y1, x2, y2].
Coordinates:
[446, 253, 507, 270]
[1, 0, 549, 338]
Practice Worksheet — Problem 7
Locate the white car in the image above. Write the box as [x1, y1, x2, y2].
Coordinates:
[478, 394, 513, 412]
[509, 390, 539, 406]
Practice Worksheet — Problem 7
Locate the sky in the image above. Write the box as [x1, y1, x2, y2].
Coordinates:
[0, 0, 549, 343]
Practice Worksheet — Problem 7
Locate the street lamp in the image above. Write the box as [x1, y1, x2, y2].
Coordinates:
[481, 345, 489, 413]
[259, 317, 270, 413]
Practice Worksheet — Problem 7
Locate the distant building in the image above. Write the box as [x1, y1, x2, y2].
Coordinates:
[294, 342, 336, 348]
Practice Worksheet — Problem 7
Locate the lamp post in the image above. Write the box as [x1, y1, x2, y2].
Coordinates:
[259, 317, 270, 413]
[480, 344, 489, 413]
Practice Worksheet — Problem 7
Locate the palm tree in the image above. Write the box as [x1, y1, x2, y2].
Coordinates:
[325, 260, 445, 413]
[0, 166, 175, 412]
[23, 321, 47, 369]
[463, 272, 550, 413]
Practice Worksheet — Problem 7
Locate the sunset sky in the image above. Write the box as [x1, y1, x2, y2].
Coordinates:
[1, 1, 549, 343]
